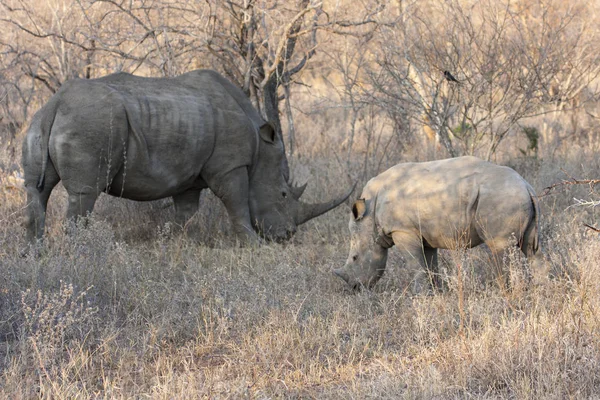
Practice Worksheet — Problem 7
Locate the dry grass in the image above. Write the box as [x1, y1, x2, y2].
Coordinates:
[1, 138, 599, 398]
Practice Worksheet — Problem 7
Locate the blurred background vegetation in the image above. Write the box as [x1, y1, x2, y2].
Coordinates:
[2, 0, 600, 171]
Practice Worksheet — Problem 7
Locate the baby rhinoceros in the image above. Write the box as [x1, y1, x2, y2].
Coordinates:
[334, 156, 542, 291]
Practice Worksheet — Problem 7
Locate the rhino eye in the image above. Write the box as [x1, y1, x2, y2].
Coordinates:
[352, 255, 358, 261]
[281, 191, 288, 198]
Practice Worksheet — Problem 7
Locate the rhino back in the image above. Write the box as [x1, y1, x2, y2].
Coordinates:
[366, 156, 532, 248]
[48, 72, 260, 200]
[101, 71, 261, 182]
[178, 70, 266, 132]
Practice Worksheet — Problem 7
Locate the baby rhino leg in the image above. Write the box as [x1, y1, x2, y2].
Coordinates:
[391, 231, 440, 294]
[486, 236, 532, 290]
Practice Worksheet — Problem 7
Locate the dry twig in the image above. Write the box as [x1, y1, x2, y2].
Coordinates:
[584, 223, 600, 233]
[539, 168, 600, 197]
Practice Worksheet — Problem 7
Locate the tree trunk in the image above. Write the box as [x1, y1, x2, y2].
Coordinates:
[262, 73, 290, 181]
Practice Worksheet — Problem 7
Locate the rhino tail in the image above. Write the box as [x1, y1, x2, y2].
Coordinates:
[521, 186, 540, 256]
[36, 95, 61, 192]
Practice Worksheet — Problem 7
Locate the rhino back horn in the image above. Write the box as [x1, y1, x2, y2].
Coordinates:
[289, 182, 308, 200]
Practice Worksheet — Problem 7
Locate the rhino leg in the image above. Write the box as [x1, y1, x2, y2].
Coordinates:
[206, 167, 259, 244]
[392, 231, 441, 294]
[65, 190, 99, 233]
[173, 189, 202, 230]
[424, 247, 443, 291]
[412, 247, 443, 293]
[486, 238, 525, 290]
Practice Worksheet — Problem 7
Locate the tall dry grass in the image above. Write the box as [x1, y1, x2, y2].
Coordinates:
[1, 133, 599, 397]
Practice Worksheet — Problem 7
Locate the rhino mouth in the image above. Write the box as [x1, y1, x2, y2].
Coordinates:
[268, 230, 295, 243]
[333, 266, 386, 291]
[255, 223, 296, 243]
[332, 268, 362, 291]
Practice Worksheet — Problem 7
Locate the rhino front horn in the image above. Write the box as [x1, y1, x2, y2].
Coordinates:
[295, 182, 356, 225]
[332, 268, 350, 283]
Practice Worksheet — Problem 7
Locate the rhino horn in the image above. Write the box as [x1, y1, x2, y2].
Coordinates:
[332, 268, 350, 283]
[295, 182, 356, 225]
[289, 182, 308, 200]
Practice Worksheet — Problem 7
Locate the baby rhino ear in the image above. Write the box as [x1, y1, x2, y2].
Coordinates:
[352, 199, 367, 221]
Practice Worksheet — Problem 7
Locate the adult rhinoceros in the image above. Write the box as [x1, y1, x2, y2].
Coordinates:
[334, 156, 542, 291]
[22, 69, 353, 245]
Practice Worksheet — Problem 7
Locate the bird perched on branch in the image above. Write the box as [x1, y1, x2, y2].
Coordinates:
[444, 70, 460, 84]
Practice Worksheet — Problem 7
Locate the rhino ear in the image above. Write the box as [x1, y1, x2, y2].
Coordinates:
[259, 122, 277, 144]
[352, 199, 367, 220]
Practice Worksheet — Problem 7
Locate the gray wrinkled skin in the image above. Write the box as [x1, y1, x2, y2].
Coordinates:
[22, 69, 353, 245]
[334, 156, 542, 291]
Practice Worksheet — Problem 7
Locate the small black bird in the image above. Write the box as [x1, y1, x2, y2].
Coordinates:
[444, 70, 460, 83]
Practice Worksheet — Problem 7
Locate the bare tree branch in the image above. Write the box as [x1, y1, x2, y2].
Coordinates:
[540, 168, 600, 197]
